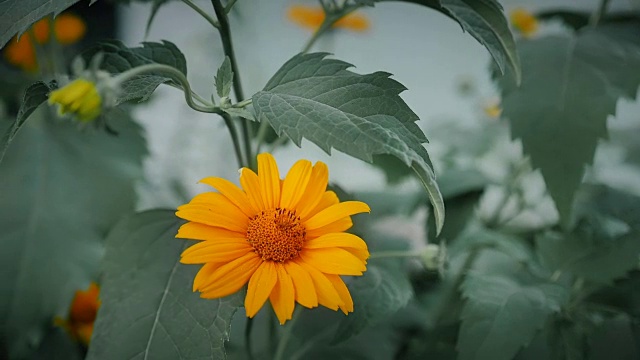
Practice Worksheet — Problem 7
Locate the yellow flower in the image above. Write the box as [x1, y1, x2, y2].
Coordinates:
[54, 282, 100, 346]
[287, 5, 370, 32]
[48, 79, 102, 122]
[483, 99, 502, 119]
[176, 153, 371, 324]
[3, 13, 86, 72]
[510, 8, 538, 38]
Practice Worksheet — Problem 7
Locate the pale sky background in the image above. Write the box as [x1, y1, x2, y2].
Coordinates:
[117, 0, 640, 211]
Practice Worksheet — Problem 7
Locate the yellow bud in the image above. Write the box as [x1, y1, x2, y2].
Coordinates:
[48, 79, 102, 122]
[510, 8, 539, 38]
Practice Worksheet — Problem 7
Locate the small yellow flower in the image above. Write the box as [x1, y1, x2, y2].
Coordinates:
[483, 99, 502, 119]
[176, 153, 371, 324]
[510, 8, 538, 38]
[48, 79, 102, 122]
[287, 5, 370, 32]
[3, 13, 86, 72]
[54, 282, 100, 346]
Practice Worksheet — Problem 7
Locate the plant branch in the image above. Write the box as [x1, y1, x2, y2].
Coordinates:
[113, 64, 220, 114]
[225, 0, 238, 13]
[222, 112, 245, 168]
[211, 0, 253, 168]
[589, 0, 612, 26]
[274, 307, 301, 360]
[181, 0, 219, 28]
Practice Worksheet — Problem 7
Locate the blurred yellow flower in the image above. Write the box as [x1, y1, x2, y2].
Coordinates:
[483, 100, 502, 119]
[176, 153, 370, 324]
[48, 79, 102, 122]
[55, 282, 100, 346]
[287, 5, 370, 32]
[3, 13, 86, 72]
[510, 8, 538, 38]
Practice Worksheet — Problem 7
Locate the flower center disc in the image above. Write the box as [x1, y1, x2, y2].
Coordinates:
[246, 208, 306, 262]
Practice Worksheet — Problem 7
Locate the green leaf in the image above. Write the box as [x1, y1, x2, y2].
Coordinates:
[82, 40, 187, 104]
[537, 10, 640, 31]
[496, 24, 640, 226]
[384, 0, 521, 83]
[0, 81, 54, 164]
[222, 105, 256, 121]
[333, 260, 413, 342]
[252, 52, 445, 234]
[458, 271, 568, 360]
[0, 0, 83, 49]
[215, 56, 233, 98]
[589, 314, 640, 360]
[0, 107, 146, 358]
[87, 210, 243, 360]
[536, 225, 640, 285]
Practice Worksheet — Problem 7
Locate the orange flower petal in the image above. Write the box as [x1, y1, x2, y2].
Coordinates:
[304, 233, 368, 250]
[180, 241, 253, 264]
[325, 275, 354, 314]
[297, 162, 330, 220]
[306, 217, 353, 239]
[269, 263, 296, 324]
[287, 5, 324, 30]
[200, 177, 257, 217]
[257, 153, 281, 210]
[176, 203, 249, 232]
[176, 222, 245, 241]
[245, 261, 277, 318]
[304, 201, 370, 230]
[284, 261, 318, 308]
[299, 248, 366, 275]
[240, 168, 266, 212]
[193, 263, 223, 292]
[55, 13, 86, 45]
[199, 253, 261, 298]
[280, 159, 312, 210]
[295, 260, 343, 311]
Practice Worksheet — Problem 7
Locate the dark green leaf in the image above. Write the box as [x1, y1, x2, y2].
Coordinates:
[536, 226, 640, 285]
[215, 56, 233, 98]
[28, 327, 83, 360]
[458, 271, 568, 360]
[537, 10, 640, 31]
[0, 0, 83, 49]
[82, 40, 187, 104]
[589, 314, 640, 360]
[0, 81, 54, 163]
[333, 260, 413, 342]
[252, 52, 444, 234]
[87, 210, 243, 360]
[497, 24, 640, 225]
[0, 107, 146, 358]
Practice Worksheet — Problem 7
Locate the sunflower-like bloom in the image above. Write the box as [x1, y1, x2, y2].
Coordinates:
[54, 282, 100, 345]
[3, 13, 86, 72]
[176, 153, 371, 324]
[287, 5, 370, 32]
[510, 8, 538, 38]
[48, 79, 102, 122]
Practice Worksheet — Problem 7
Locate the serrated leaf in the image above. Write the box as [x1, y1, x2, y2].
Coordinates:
[0, 107, 146, 358]
[0, 0, 83, 49]
[252, 52, 444, 234]
[536, 222, 640, 285]
[215, 56, 233, 98]
[0, 81, 55, 163]
[333, 260, 413, 342]
[82, 40, 187, 104]
[458, 272, 568, 360]
[222, 105, 255, 121]
[497, 24, 640, 226]
[379, 0, 521, 83]
[87, 210, 243, 360]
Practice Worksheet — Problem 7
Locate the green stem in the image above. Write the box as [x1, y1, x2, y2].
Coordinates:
[222, 113, 245, 168]
[211, 0, 253, 168]
[273, 308, 301, 360]
[301, 5, 361, 53]
[225, 0, 239, 13]
[181, 0, 219, 28]
[267, 135, 289, 153]
[113, 64, 220, 114]
[244, 317, 255, 360]
[254, 119, 270, 154]
[589, 0, 612, 26]
[369, 250, 424, 260]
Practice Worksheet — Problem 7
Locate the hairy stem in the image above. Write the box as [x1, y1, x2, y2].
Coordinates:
[222, 113, 245, 168]
[211, 0, 253, 168]
[181, 0, 219, 28]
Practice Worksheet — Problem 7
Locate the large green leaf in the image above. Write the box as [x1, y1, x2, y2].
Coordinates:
[0, 107, 146, 358]
[0, 0, 85, 49]
[458, 263, 568, 360]
[252, 52, 444, 234]
[497, 24, 640, 225]
[87, 210, 244, 360]
[82, 40, 187, 104]
[0, 81, 55, 163]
